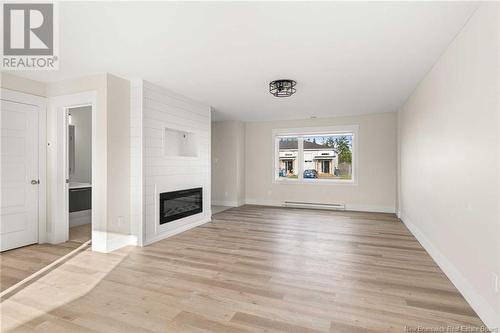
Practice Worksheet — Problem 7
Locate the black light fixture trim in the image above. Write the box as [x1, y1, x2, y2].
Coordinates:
[269, 79, 296, 97]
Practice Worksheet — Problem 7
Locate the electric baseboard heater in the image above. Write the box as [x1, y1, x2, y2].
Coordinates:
[283, 201, 346, 210]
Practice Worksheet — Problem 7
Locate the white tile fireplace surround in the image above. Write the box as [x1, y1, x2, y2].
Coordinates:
[130, 80, 212, 246]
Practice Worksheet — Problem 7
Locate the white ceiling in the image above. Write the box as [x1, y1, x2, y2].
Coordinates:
[14, 2, 478, 121]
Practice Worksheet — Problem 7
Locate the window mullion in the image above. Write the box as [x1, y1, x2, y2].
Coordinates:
[298, 136, 304, 181]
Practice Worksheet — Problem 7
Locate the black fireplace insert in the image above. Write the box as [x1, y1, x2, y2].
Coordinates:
[159, 187, 203, 224]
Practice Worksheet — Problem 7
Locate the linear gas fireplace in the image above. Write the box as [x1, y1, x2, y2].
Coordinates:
[159, 187, 203, 224]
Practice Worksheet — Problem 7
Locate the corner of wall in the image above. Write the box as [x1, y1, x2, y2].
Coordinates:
[401, 214, 499, 329]
[130, 79, 144, 246]
[1, 72, 47, 97]
[105, 74, 131, 238]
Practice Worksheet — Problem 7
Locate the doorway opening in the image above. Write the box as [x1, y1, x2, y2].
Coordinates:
[67, 106, 92, 244]
[321, 160, 331, 174]
[50, 91, 98, 250]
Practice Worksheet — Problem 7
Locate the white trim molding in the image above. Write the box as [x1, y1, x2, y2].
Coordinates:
[244, 199, 395, 214]
[345, 203, 395, 214]
[48, 91, 98, 247]
[402, 214, 499, 330]
[1, 88, 48, 245]
[92, 231, 137, 253]
[211, 200, 243, 207]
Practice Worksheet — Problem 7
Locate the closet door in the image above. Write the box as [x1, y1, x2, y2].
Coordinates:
[0, 99, 39, 251]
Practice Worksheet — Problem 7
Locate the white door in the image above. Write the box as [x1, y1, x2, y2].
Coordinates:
[1, 100, 39, 251]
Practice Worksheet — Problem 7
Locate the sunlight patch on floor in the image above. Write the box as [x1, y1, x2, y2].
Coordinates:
[0, 246, 132, 332]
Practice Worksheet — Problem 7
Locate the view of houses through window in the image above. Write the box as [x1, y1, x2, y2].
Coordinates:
[277, 133, 353, 181]
[278, 137, 299, 179]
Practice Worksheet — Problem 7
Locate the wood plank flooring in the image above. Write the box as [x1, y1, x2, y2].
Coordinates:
[0, 205, 485, 332]
[0, 242, 81, 293]
[68, 223, 91, 244]
[0, 224, 90, 292]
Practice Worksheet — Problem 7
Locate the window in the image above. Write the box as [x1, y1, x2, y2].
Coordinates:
[273, 126, 357, 183]
[277, 137, 298, 179]
[303, 135, 352, 180]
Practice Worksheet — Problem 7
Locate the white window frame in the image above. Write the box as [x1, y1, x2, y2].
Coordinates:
[272, 125, 359, 185]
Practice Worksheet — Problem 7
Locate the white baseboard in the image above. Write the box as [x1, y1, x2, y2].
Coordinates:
[243, 199, 281, 207]
[144, 216, 211, 246]
[401, 213, 499, 330]
[345, 204, 395, 214]
[211, 200, 242, 207]
[244, 199, 395, 214]
[92, 231, 137, 253]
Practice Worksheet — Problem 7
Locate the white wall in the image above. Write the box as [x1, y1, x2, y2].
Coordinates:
[106, 74, 130, 237]
[1, 72, 47, 97]
[131, 81, 211, 245]
[47, 74, 132, 252]
[2, 73, 132, 251]
[236, 121, 245, 204]
[244, 112, 397, 212]
[211, 120, 245, 206]
[398, 3, 499, 328]
[46, 74, 108, 243]
[130, 80, 144, 245]
[68, 106, 92, 183]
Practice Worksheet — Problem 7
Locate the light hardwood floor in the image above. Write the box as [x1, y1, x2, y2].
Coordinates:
[0, 205, 485, 332]
[0, 243, 82, 293]
[0, 224, 91, 293]
[68, 223, 91, 244]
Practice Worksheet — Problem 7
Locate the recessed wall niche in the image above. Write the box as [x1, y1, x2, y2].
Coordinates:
[164, 128, 199, 157]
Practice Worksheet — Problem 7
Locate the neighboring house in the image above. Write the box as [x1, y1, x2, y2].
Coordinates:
[279, 140, 338, 177]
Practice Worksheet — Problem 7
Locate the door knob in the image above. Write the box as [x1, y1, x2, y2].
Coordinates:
[31, 180, 40, 185]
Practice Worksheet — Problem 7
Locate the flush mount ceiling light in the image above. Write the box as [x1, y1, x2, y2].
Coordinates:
[269, 79, 296, 97]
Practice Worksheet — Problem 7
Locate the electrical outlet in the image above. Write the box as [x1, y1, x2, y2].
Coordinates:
[117, 216, 124, 227]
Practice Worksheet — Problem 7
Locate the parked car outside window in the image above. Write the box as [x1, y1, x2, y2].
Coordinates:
[303, 169, 318, 179]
